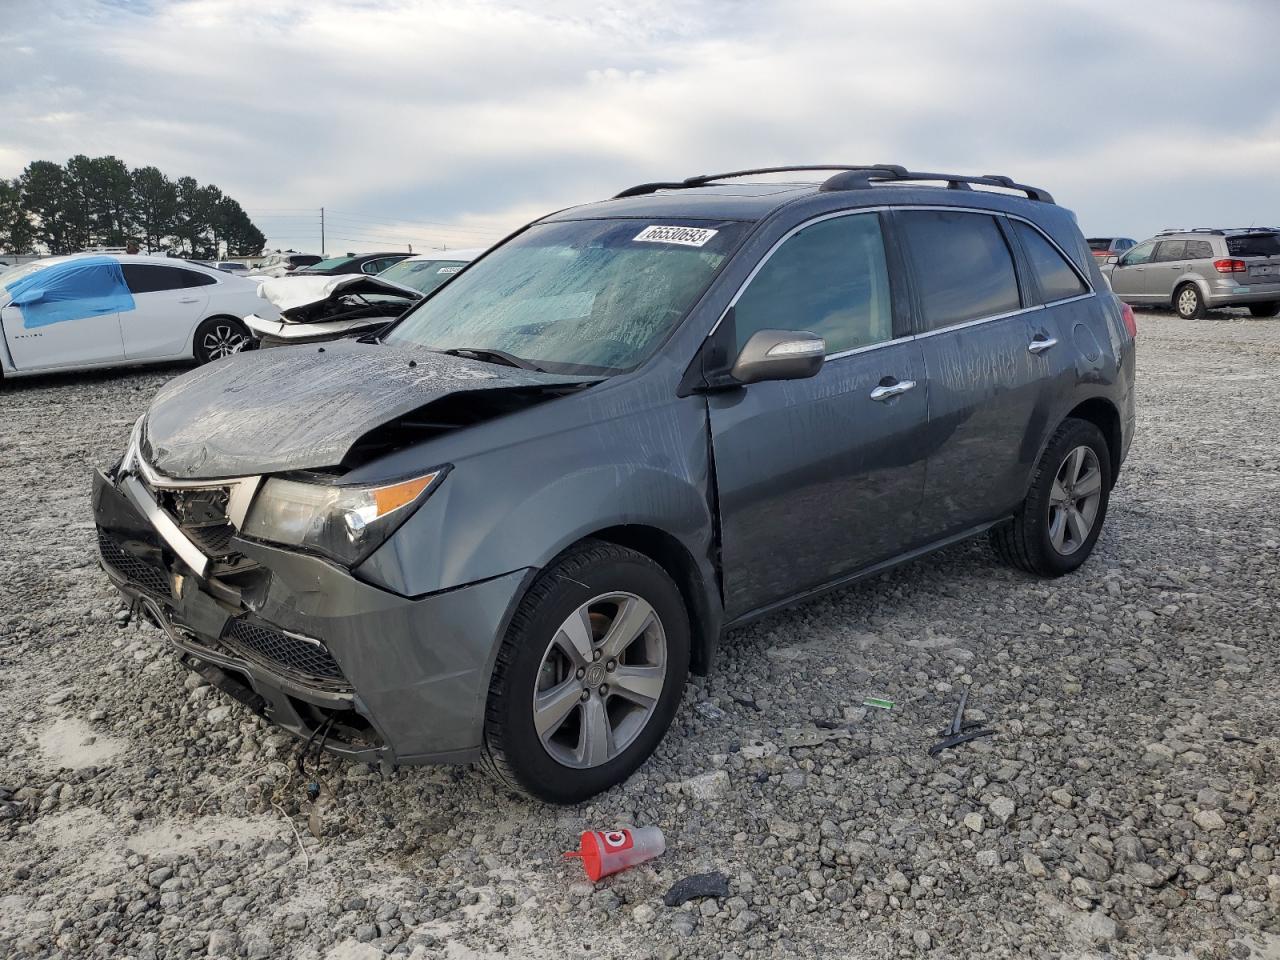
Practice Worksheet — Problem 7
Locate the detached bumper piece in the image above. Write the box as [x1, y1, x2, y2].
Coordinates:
[92, 464, 534, 766]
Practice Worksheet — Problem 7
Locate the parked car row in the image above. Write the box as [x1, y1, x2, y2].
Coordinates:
[90, 164, 1136, 802]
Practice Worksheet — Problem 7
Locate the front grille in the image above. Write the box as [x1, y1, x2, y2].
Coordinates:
[98, 530, 171, 597]
[220, 618, 351, 691]
[184, 523, 237, 556]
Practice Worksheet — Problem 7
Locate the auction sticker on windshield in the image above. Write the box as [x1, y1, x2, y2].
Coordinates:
[633, 225, 719, 247]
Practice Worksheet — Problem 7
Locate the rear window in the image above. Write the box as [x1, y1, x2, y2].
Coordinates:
[1086, 238, 1112, 252]
[1226, 233, 1280, 257]
[898, 210, 1022, 331]
[288, 255, 323, 267]
[1013, 221, 1088, 302]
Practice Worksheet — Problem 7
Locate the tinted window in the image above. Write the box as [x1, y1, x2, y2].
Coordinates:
[288, 255, 322, 267]
[1226, 233, 1280, 257]
[1013, 221, 1087, 302]
[898, 210, 1021, 331]
[733, 214, 892, 355]
[1154, 240, 1186, 262]
[1186, 240, 1214, 259]
[122, 264, 215, 294]
[1120, 240, 1156, 265]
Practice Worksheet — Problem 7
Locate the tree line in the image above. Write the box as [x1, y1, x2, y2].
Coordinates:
[0, 155, 266, 259]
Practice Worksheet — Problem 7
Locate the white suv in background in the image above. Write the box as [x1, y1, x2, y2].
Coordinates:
[0, 254, 278, 378]
[252, 252, 322, 278]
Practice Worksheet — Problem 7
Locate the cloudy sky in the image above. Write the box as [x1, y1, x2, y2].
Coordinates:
[1, 0, 1277, 254]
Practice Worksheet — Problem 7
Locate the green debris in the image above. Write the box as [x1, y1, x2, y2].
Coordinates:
[863, 697, 894, 711]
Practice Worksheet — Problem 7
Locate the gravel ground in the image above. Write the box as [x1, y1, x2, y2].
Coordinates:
[1, 311, 1278, 960]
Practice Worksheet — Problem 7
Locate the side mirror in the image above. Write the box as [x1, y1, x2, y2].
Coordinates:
[1106, 256, 1120, 265]
[730, 329, 826, 385]
[10, 287, 45, 306]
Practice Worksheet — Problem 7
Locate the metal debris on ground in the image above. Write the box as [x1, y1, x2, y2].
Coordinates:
[928, 685, 994, 756]
[663, 871, 731, 907]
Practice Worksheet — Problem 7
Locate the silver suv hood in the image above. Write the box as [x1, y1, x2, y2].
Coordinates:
[143, 341, 590, 479]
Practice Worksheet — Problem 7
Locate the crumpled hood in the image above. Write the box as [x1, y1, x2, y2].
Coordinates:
[142, 340, 590, 479]
[258, 274, 419, 322]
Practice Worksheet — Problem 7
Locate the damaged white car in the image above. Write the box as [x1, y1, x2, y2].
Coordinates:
[244, 274, 422, 348]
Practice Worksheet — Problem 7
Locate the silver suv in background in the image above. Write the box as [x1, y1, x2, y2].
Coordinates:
[1087, 237, 1135, 260]
[1102, 228, 1280, 319]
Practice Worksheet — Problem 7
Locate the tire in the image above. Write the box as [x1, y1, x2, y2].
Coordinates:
[1174, 283, 1206, 319]
[1248, 302, 1280, 318]
[193, 316, 251, 364]
[481, 539, 690, 804]
[990, 418, 1112, 578]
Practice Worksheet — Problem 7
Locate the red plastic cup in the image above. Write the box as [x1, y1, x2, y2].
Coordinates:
[564, 826, 666, 881]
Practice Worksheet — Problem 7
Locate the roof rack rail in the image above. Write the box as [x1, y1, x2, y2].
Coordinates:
[613, 165, 908, 199]
[818, 168, 1054, 203]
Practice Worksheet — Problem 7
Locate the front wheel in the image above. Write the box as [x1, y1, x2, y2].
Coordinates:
[481, 540, 690, 803]
[1174, 283, 1206, 320]
[1248, 302, 1280, 318]
[990, 418, 1112, 577]
[193, 317, 251, 364]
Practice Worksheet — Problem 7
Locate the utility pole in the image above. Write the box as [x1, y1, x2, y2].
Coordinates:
[320, 207, 325, 256]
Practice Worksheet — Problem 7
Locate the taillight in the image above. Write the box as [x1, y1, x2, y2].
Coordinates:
[1213, 258, 1247, 274]
[1120, 301, 1137, 338]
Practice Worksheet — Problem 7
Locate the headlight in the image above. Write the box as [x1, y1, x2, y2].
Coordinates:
[242, 468, 445, 566]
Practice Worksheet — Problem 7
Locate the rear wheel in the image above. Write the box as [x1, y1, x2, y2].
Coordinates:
[1248, 302, 1280, 318]
[193, 317, 250, 364]
[1174, 283, 1206, 319]
[990, 418, 1112, 577]
[481, 540, 690, 804]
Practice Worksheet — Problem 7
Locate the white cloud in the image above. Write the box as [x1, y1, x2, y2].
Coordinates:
[0, 0, 1277, 250]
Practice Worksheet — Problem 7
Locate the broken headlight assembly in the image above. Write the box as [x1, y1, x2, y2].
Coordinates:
[242, 468, 446, 566]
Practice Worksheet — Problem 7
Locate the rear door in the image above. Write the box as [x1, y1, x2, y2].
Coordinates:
[1, 262, 125, 370]
[896, 208, 1054, 535]
[1107, 239, 1156, 300]
[708, 210, 930, 618]
[120, 264, 215, 359]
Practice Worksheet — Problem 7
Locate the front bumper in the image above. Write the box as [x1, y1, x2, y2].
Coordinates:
[93, 467, 532, 766]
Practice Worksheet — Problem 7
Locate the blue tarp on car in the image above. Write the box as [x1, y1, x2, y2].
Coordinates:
[4, 256, 135, 328]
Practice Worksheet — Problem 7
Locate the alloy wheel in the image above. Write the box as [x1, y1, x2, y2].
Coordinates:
[532, 592, 666, 769]
[1047, 445, 1102, 555]
[203, 324, 247, 360]
[1177, 287, 1199, 318]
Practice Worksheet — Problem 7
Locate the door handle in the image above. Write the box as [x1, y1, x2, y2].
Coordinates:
[869, 379, 916, 401]
[178, 297, 199, 304]
[1028, 336, 1058, 354]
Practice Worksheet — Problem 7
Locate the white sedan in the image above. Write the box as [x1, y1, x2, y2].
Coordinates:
[0, 254, 277, 379]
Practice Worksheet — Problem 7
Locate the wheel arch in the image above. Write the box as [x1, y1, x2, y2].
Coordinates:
[1063, 397, 1122, 487]
[572, 524, 721, 676]
[1171, 276, 1208, 310]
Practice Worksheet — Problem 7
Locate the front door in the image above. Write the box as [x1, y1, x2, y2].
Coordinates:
[119, 264, 213, 359]
[708, 211, 931, 619]
[1107, 238, 1157, 301]
[1, 260, 126, 370]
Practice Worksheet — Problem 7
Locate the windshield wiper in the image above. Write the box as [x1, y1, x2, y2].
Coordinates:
[436, 347, 545, 372]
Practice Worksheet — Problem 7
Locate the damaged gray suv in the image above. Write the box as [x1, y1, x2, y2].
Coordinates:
[93, 165, 1136, 803]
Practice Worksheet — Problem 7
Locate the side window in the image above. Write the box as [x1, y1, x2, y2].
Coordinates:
[732, 213, 893, 356]
[898, 210, 1021, 331]
[177, 268, 217, 287]
[1012, 221, 1088, 302]
[1120, 240, 1155, 266]
[1154, 240, 1186, 262]
[1186, 240, 1213, 259]
[362, 259, 385, 274]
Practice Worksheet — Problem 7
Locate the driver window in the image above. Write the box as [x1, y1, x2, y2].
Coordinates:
[733, 213, 893, 356]
[1120, 241, 1155, 266]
